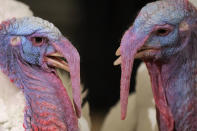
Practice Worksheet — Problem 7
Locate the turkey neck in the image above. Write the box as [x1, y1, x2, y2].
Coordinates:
[145, 37, 197, 131]
[0, 46, 78, 131]
[22, 66, 78, 131]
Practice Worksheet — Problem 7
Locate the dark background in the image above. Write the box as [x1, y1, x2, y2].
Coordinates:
[18, 0, 155, 112]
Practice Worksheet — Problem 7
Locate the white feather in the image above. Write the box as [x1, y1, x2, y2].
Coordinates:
[0, 0, 33, 22]
[0, 69, 25, 131]
[190, 0, 197, 7]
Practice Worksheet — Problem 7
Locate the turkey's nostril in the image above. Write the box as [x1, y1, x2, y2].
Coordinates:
[11, 36, 21, 46]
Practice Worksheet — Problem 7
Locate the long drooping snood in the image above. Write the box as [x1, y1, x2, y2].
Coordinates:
[118, 0, 197, 131]
[52, 37, 81, 118]
[120, 26, 150, 120]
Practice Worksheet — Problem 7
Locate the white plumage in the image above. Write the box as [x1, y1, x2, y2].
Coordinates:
[0, 71, 25, 131]
[0, 0, 33, 22]
[0, 0, 90, 131]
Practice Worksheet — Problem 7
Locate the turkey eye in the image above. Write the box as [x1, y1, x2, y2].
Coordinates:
[35, 37, 43, 43]
[156, 28, 170, 36]
[31, 37, 46, 46]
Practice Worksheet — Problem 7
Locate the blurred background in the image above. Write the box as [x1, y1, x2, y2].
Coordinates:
[18, 0, 155, 130]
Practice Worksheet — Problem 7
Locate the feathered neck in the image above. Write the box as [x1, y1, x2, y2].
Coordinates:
[0, 40, 79, 131]
[145, 31, 197, 131]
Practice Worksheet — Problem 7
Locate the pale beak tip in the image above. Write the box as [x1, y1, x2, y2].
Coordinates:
[114, 56, 121, 66]
[115, 47, 121, 56]
[45, 52, 70, 72]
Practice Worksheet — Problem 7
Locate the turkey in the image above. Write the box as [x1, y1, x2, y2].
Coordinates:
[0, 16, 81, 131]
[103, 0, 197, 131]
[0, 1, 90, 131]
[115, 0, 197, 130]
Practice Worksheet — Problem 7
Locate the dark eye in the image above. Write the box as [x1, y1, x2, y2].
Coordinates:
[31, 37, 47, 46]
[156, 28, 171, 36]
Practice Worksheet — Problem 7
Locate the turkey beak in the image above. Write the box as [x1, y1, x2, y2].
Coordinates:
[117, 26, 150, 120]
[45, 52, 70, 72]
[49, 37, 81, 118]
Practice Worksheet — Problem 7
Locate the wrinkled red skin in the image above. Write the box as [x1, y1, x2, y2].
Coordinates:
[145, 61, 174, 131]
[1, 56, 79, 131]
[21, 66, 77, 131]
